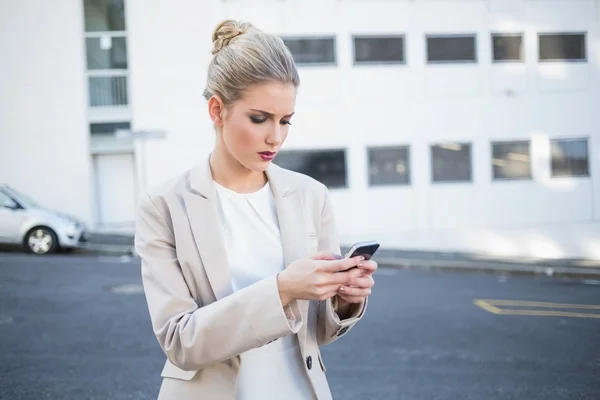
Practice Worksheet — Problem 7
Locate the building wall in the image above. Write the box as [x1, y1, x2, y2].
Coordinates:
[2, 0, 598, 259]
[125, 0, 600, 259]
[0, 1, 92, 223]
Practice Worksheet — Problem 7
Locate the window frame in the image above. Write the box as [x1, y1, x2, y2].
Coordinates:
[280, 36, 338, 67]
[352, 34, 407, 66]
[273, 148, 348, 189]
[538, 32, 587, 63]
[550, 137, 590, 178]
[367, 145, 411, 187]
[491, 32, 524, 63]
[491, 140, 532, 181]
[430, 142, 473, 184]
[425, 34, 478, 65]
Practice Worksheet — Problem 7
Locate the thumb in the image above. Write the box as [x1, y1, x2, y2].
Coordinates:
[311, 251, 343, 261]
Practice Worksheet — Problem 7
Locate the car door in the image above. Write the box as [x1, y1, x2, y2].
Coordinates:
[0, 190, 25, 243]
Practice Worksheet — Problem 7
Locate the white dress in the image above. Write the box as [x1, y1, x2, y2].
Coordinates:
[214, 181, 317, 400]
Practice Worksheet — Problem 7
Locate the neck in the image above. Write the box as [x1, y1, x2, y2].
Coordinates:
[210, 142, 267, 194]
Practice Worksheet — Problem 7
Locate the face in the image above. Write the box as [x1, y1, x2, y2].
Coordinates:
[209, 82, 296, 172]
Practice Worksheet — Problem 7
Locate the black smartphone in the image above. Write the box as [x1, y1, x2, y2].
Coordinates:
[340, 240, 380, 271]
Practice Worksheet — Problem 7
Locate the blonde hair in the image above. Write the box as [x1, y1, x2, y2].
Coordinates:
[203, 19, 300, 106]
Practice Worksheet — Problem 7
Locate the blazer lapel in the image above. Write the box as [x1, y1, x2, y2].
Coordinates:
[183, 156, 233, 301]
[266, 164, 311, 336]
[266, 164, 308, 269]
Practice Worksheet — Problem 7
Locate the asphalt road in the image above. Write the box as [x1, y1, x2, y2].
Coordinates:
[0, 253, 599, 400]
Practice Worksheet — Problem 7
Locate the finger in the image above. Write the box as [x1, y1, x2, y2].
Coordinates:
[338, 286, 372, 298]
[347, 276, 375, 289]
[311, 251, 343, 261]
[327, 267, 364, 285]
[319, 255, 364, 273]
[357, 260, 378, 273]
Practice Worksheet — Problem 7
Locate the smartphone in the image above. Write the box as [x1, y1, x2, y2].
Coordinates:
[343, 240, 380, 263]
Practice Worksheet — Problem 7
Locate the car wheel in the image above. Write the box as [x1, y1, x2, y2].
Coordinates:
[24, 227, 59, 255]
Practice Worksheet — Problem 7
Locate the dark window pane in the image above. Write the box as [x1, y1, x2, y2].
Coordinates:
[368, 146, 410, 186]
[282, 38, 336, 65]
[492, 141, 531, 180]
[88, 76, 128, 106]
[431, 143, 472, 182]
[274, 150, 347, 188]
[427, 35, 476, 63]
[539, 33, 586, 61]
[354, 36, 405, 64]
[492, 34, 523, 62]
[90, 122, 130, 135]
[551, 139, 589, 177]
[84, 0, 126, 32]
[86, 37, 127, 69]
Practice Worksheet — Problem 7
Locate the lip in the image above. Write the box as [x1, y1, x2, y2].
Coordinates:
[258, 151, 277, 161]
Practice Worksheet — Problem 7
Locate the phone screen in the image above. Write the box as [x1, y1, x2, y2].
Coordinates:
[344, 241, 380, 260]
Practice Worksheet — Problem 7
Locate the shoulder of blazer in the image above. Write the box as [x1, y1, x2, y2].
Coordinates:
[140, 169, 192, 214]
[269, 164, 328, 201]
[269, 164, 330, 221]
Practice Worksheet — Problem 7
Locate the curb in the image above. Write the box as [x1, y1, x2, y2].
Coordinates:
[74, 244, 137, 257]
[72, 244, 600, 278]
[375, 256, 600, 278]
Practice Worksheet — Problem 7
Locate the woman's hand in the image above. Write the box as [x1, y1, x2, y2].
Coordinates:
[277, 252, 365, 306]
[337, 259, 377, 303]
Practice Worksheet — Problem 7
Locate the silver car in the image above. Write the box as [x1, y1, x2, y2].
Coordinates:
[0, 184, 88, 254]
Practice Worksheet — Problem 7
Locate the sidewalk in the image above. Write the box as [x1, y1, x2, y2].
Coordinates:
[78, 232, 600, 278]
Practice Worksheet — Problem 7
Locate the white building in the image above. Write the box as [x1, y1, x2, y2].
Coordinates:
[1, 0, 599, 260]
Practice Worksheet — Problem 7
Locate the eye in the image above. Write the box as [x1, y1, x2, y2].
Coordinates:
[250, 116, 266, 124]
[281, 120, 292, 126]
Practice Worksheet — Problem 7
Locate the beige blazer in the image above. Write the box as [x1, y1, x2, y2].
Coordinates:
[134, 156, 367, 400]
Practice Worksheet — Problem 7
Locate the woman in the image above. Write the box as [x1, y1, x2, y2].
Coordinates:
[135, 19, 377, 400]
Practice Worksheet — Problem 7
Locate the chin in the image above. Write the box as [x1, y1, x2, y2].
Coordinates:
[242, 159, 270, 173]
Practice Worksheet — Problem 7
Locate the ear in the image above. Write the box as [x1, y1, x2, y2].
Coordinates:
[208, 95, 225, 126]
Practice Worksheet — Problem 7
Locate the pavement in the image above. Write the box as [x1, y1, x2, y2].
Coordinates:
[73, 232, 600, 278]
[1, 253, 599, 400]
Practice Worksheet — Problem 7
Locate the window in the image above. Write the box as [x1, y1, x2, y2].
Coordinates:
[492, 34, 523, 62]
[426, 35, 477, 63]
[282, 37, 336, 65]
[84, 0, 129, 108]
[551, 139, 589, 177]
[84, 0, 126, 32]
[0, 190, 16, 209]
[368, 146, 410, 186]
[90, 122, 130, 135]
[492, 141, 531, 180]
[88, 76, 128, 106]
[86, 36, 128, 69]
[539, 33, 586, 62]
[353, 35, 405, 64]
[274, 149, 347, 188]
[431, 143, 472, 183]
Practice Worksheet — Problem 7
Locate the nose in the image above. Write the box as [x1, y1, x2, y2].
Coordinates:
[266, 124, 283, 146]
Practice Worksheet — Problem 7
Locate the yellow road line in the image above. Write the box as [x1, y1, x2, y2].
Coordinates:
[478, 299, 600, 310]
[473, 299, 600, 319]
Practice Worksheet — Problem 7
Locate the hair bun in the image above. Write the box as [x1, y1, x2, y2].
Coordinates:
[211, 19, 251, 55]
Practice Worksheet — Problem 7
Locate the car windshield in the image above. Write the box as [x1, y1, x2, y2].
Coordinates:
[7, 187, 42, 207]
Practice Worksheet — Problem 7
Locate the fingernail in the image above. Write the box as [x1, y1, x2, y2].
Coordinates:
[360, 256, 365, 261]
[334, 254, 343, 260]
[339, 286, 346, 292]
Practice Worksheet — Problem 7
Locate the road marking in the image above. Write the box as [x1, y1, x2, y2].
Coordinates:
[474, 299, 600, 319]
[109, 284, 144, 295]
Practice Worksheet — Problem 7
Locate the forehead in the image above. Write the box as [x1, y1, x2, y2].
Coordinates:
[236, 82, 296, 114]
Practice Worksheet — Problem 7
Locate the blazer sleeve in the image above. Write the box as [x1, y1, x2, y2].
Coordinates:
[315, 186, 367, 346]
[135, 191, 303, 371]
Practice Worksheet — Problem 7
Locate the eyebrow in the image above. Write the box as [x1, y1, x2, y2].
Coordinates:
[250, 109, 295, 118]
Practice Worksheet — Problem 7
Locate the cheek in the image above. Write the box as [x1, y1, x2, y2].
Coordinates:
[225, 119, 263, 150]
